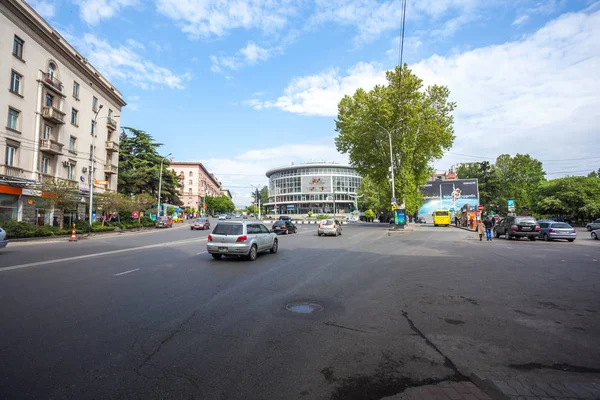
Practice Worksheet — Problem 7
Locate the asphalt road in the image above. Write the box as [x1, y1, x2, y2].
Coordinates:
[0, 221, 599, 400]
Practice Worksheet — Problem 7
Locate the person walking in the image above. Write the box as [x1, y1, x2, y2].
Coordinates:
[476, 219, 486, 241]
[484, 216, 493, 241]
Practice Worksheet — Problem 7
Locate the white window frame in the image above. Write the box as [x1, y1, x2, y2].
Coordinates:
[7, 108, 19, 131]
[13, 35, 24, 59]
[69, 136, 77, 153]
[92, 96, 98, 112]
[66, 163, 75, 180]
[43, 125, 52, 139]
[10, 70, 22, 94]
[41, 156, 50, 174]
[71, 108, 78, 125]
[73, 81, 79, 100]
[5, 145, 17, 166]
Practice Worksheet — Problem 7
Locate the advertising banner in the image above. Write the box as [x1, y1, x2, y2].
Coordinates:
[419, 179, 479, 216]
[301, 176, 331, 193]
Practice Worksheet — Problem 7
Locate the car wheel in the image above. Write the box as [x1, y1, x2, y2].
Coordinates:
[270, 239, 278, 254]
[247, 245, 258, 261]
[335, 230, 339, 237]
[190, 227, 194, 230]
[211, 254, 222, 260]
[529, 236, 536, 241]
[544, 234, 550, 241]
[284, 230, 289, 235]
[505, 231, 511, 240]
[587, 226, 592, 231]
[494, 230, 500, 238]
[591, 232, 597, 240]
[568, 239, 574, 242]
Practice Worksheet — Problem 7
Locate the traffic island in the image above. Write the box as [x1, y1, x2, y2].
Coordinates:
[387, 224, 415, 235]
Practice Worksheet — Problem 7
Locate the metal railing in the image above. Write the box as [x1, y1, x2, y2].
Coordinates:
[42, 106, 65, 123]
[0, 165, 24, 178]
[106, 117, 117, 130]
[40, 138, 63, 154]
[105, 140, 119, 152]
[42, 72, 63, 92]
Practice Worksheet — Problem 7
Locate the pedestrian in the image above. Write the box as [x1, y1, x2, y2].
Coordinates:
[52, 216, 59, 227]
[469, 216, 474, 229]
[454, 215, 459, 226]
[476, 219, 486, 241]
[484, 216, 493, 241]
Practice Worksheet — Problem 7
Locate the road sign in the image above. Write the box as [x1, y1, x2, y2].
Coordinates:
[94, 180, 108, 185]
[478, 205, 484, 211]
[507, 199, 515, 212]
[391, 197, 396, 203]
[391, 205, 397, 211]
[131, 211, 139, 219]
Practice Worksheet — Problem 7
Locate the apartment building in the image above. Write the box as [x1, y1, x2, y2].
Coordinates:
[0, 0, 126, 224]
[170, 162, 222, 211]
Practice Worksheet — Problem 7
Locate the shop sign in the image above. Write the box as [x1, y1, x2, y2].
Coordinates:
[22, 188, 42, 197]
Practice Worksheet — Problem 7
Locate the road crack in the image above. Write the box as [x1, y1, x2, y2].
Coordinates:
[324, 321, 371, 334]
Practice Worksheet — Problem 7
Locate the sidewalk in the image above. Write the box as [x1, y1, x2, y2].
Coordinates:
[383, 381, 493, 400]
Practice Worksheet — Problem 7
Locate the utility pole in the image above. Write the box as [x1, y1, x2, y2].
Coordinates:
[156, 153, 172, 218]
[89, 104, 103, 225]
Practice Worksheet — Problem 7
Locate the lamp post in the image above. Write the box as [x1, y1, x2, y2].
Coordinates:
[157, 153, 172, 218]
[250, 184, 262, 220]
[375, 122, 397, 203]
[89, 104, 103, 225]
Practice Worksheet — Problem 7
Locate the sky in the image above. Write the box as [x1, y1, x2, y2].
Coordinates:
[29, 0, 600, 206]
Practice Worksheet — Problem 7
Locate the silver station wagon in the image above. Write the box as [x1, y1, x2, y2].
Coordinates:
[207, 221, 278, 261]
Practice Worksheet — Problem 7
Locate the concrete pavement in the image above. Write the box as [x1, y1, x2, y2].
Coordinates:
[0, 222, 598, 399]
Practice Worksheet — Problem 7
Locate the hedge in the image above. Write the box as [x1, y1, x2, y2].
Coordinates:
[0, 219, 165, 239]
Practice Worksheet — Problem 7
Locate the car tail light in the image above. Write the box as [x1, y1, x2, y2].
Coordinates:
[236, 235, 248, 242]
[283, 226, 287, 230]
[333, 224, 336, 229]
[573, 228, 576, 233]
[318, 224, 320, 228]
[511, 225, 518, 231]
[208, 234, 212, 241]
[272, 225, 275, 229]
[549, 228, 554, 232]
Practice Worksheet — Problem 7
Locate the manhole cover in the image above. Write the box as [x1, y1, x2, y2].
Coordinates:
[286, 301, 324, 314]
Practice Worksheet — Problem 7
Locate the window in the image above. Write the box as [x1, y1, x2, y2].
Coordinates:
[5, 145, 17, 166]
[188, 188, 192, 194]
[43, 125, 51, 139]
[91, 120, 95, 135]
[92, 96, 98, 111]
[189, 179, 193, 185]
[213, 224, 243, 235]
[71, 108, 78, 125]
[41, 156, 50, 174]
[189, 171, 193, 177]
[13, 36, 24, 59]
[66, 163, 75, 180]
[48, 62, 56, 79]
[10, 71, 22, 94]
[7, 108, 19, 131]
[69, 136, 77, 153]
[108, 108, 113, 119]
[45, 93, 54, 107]
[73, 81, 79, 99]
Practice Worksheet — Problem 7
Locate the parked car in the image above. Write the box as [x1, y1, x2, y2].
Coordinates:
[318, 219, 342, 236]
[347, 216, 358, 222]
[0, 227, 8, 250]
[225, 214, 232, 220]
[242, 215, 248, 219]
[493, 216, 540, 240]
[207, 221, 278, 261]
[272, 220, 297, 234]
[416, 217, 426, 224]
[585, 218, 600, 231]
[155, 216, 173, 228]
[591, 229, 599, 240]
[191, 218, 210, 230]
[218, 215, 226, 220]
[538, 221, 576, 242]
[279, 215, 294, 221]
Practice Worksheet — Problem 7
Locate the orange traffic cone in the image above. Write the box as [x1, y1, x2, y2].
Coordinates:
[69, 224, 77, 242]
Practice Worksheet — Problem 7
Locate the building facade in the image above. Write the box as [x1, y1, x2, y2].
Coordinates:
[170, 162, 222, 211]
[0, 0, 125, 224]
[221, 189, 232, 200]
[265, 162, 362, 215]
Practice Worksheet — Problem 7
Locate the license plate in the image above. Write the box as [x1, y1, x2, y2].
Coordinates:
[521, 227, 531, 231]
[218, 247, 227, 252]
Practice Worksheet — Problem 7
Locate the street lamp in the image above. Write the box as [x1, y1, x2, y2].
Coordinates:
[157, 153, 172, 218]
[89, 104, 103, 225]
[375, 122, 397, 204]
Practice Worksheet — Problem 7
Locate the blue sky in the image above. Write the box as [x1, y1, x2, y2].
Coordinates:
[29, 0, 600, 206]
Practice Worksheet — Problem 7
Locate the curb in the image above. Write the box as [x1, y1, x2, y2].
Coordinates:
[469, 373, 511, 400]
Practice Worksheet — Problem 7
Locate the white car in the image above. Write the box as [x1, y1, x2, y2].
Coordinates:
[0, 227, 8, 249]
[218, 215, 226, 220]
[347, 216, 358, 222]
[586, 219, 600, 231]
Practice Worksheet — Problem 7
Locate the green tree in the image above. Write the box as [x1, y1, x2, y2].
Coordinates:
[133, 193, 156, 222]
[205, 195, 235, 214]
[97, 191, 130, 225]
[532, 176, 600, 222]
[118, 127, 181, 206]
[365, 209, 376, 222]
[166, 206, 175, 216]
[246, 205, 258, 215]
[495, 154, 545, 214]
[335, 65, 455, 216]
[41, 178, 79, 229]
[456, 161, 502, 211]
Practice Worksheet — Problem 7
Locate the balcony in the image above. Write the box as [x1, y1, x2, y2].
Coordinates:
[104, 164, 118, 174]
[0, 165, 24, 178]
[41, 72, 63, 94]
[106, 117, 117, 131]
[42, 106, 65, 124]
[105, 140, 119, 152]
[40, 138, 63, 155]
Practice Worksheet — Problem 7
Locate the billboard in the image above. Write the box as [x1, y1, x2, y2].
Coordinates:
[419, 179, 479, 216]
[301, 176, 331, 193]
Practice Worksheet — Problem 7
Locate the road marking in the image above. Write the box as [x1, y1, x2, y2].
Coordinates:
[114, 268, 139, 276]
[197, 251, 207, 255]
[0, 237, 207, 273]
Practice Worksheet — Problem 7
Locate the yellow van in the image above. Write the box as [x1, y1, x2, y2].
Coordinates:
[432, 210, 451, 226]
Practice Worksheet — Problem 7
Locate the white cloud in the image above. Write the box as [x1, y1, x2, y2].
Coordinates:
[126, 38, 145, 50]
[210, 41, 277, 73]
[71, 0, 139, 25]
[512, 15, 530, 25]
[63, 32, 191, 90]
[312, 0, 484, 44]
[204, 140, 349, 207]
[29, 0, 56, 18]
[246, 62, 387, 116]
[155, 0, 297, 39]
[249, 9, 600, 173]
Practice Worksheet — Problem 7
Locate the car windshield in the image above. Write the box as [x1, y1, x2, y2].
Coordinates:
[551, 223, 571, 228]
[195, 219, 204, 223]
[157, 217, 168, 221]
[212, 224, 243, 235]
[273, 221, 285, 226]
[321, 220, 334, 225]
[515, 217, 536, 223]
[435, 211, 449, 216]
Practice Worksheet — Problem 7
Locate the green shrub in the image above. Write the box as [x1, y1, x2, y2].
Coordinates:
[74, 220, 92, 233]
[307, 211, 313, 217]
[316, 214, 329, 220]
[92, 225, 115, 232]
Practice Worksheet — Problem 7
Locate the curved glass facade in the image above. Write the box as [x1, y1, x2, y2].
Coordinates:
[265, 164, 362, 215]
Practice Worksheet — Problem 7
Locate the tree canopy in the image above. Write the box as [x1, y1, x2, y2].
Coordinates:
[118, 127, 181, 206]
[532, 176, 600, 221]
[335, 65, 455, 215]
[205, 195, 235, 214]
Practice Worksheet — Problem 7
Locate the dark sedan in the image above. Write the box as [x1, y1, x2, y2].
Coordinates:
[272, 220, 297, 235]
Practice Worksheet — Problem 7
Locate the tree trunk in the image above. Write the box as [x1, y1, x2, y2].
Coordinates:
[58, 210, 64, 230]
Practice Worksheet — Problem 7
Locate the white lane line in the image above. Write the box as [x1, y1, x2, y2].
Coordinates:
[0, 237, 207, 273]
[197, 251, 207, 255]
[114, 268, 139, 276]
